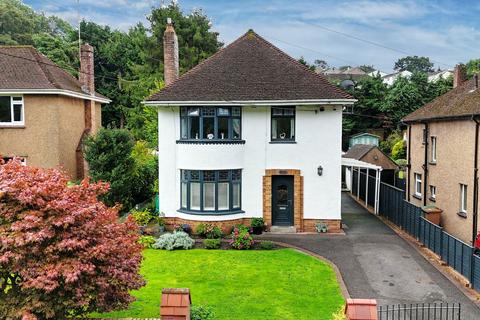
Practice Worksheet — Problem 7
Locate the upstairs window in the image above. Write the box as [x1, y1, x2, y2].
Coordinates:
[0, 96, 24, 125]
[431, 136, 437, 163]
[180, 107, 241, 140]
[180, 169, 242, 213]
[271, 107, 295, 142]
[429, 185, 436, 201]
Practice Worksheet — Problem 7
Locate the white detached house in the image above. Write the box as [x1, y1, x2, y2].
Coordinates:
[145, 21, 355, 233]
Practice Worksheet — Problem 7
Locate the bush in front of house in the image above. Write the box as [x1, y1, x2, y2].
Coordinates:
[230, 227, 255, 250]
[138, 235, 156, 248]
[203, 238, 221, 249]
[259, 241, 275, 250]
[0, 159, 145, 319]
[196, 223, 223, 239]
[174, 223, 193, 235]
[191, 305, 216, 320]
[153, 231, 195, 250]
[229, 223, 250, 234]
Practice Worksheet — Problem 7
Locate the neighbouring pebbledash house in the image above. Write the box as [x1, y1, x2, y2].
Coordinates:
[145, 20, 355, 233]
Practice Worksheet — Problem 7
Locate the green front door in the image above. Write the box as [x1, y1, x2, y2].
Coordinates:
[272, 175, 294, 226]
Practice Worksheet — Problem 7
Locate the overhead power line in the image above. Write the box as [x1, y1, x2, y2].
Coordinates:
[300, 21, 454, 69]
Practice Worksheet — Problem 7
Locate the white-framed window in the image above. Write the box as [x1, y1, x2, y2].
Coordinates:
[0, 96, 24, 125]
[414, 173, 422, 197]
[460, 184, 467, 214]
[431, 136, 437, 163]
[429, 185, 436, 200]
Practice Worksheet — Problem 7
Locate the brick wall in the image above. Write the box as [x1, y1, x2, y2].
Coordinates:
[164, 217, 252, 234]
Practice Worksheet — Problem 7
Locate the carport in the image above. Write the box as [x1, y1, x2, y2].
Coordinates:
[342, 158, 382, 214]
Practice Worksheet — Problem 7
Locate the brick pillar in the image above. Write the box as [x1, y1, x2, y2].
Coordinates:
[164, 18, 179, 86]
[345, 299, 378, 320]
[160, 288, 191, 320]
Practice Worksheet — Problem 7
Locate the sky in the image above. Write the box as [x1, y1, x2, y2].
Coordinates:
[24, 0, 480, 73]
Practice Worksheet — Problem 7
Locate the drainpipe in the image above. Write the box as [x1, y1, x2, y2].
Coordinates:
[472, 116, 479, 246]
[423, 123, 429, 207]
[407, 125, 412, 201]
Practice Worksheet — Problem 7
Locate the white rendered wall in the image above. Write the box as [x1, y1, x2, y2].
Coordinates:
[157, 105, 342, 221]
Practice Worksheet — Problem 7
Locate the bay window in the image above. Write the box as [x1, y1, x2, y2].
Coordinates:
[180, 169, 242, 213]
[271, 106, 295, 141]
[180, 107, 241, 141]
[0, 96, 24, 125]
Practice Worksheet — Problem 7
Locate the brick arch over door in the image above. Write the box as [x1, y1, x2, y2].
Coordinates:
[263, 169, 304, 231]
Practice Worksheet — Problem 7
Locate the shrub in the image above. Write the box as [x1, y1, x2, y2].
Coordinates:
[191, 305, 216, 320]
[139, 235, 156, 248]
[175, 223, 192, 235]
[196, 223, 223, 239]
[250, 217, 265, 228]
[203, 238, 221, 249]
[230, 227, 255, 250]
[259, 241, 275, 250]
[153, 231, 195, 250]
[131, 209, 153, 226]
[229, 224, 250, 234]
[0, 160, 144, 319]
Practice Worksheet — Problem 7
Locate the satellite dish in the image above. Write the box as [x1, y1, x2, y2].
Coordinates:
[340, 79, 355, 90]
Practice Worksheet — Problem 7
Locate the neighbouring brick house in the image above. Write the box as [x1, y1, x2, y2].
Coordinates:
[0, 44, 110, 179]
[403, 64, 480, 244]
[145, 20, 355, 233]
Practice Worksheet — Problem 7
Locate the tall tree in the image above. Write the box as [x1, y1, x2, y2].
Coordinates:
[394, 56, 434, 73]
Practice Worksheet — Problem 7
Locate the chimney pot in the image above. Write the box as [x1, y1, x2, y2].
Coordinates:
[453, 64, 467, 88]
[79, 44, 95, 95]
[163, 18, 179, 86]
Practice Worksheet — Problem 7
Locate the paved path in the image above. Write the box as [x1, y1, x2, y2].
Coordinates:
[258, 193, 480, 319]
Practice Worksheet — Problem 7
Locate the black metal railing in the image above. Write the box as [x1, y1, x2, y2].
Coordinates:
[378, 303, 461, 320]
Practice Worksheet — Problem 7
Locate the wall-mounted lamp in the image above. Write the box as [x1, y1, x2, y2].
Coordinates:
[317, 165, 323, 176]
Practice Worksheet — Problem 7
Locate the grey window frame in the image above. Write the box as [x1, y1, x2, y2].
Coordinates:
[271, 106, 296, 142]
[179, 169, 242, 214]
[179, 107, 242, 141]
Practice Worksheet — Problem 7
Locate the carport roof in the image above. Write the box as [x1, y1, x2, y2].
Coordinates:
[341, 157, 382, 170]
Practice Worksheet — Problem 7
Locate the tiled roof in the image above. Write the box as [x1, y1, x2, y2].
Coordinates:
[343, 144, 375, 160]
[403, 78, 480, 122]
[147, 30, 353, 102]
[0, 46, 107, 100]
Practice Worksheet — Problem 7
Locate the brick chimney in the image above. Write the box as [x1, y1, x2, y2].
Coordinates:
[453, 64, 467, 88]
[79, 44, 95, 94]
[164, 18, 179, 86]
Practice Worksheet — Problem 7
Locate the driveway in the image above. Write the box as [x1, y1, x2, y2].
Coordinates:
[258, 192, 480, 319]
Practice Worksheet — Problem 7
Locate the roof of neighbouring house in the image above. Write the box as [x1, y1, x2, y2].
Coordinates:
[147, 30, 354, 104]
[0, 46, 109, 103]
[343, 144, 375, 160]
[403, 78, 480, 122]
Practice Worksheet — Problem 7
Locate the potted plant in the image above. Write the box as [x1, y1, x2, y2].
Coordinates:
[251, 218, 265, 235]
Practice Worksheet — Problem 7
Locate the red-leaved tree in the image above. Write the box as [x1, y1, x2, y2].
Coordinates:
[0, 160, 145, 319]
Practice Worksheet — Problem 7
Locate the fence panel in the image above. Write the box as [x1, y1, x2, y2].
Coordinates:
[473, 254, 480, 290]
[359, 170, 367, 202]
[419, 217, 442, 256]
[440, 232, 473, 280]
[367, 173, 376, 207]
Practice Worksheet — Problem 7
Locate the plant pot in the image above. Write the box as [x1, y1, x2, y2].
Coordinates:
[252, 226, 263, 235]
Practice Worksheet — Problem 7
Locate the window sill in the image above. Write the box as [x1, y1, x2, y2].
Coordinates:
[457, 211, 467, 218]
[177, 209, 245, 216]
[429, 161, 437, 165]
[176, 140, 245, 145]
[428, 197, 436, 202]
[412, 194, 422, 200]
[0, 124, 25, 129]
[269, 141, 297, 144]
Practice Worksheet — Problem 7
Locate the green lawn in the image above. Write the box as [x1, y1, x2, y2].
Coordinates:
[95, 248, 344, 319]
